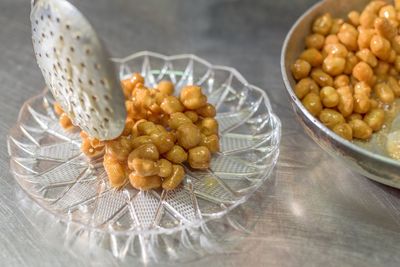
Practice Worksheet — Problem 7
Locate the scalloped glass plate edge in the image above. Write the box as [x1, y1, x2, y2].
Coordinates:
[7, 51, 281, 260]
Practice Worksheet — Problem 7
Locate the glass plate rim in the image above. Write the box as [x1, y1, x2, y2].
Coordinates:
[7, 52, 282, 236]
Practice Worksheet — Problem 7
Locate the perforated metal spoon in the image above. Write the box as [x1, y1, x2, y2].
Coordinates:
[31, 0, 126, 140]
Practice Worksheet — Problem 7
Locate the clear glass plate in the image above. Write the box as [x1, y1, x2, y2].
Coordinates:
[7, 51, 281, 261]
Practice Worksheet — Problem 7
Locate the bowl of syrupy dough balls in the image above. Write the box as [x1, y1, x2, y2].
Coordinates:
[282, 0, 400, 188]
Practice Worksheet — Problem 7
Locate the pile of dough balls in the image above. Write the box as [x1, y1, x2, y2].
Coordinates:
[55, 73, 220, 191]
[292, 0, 400, 141]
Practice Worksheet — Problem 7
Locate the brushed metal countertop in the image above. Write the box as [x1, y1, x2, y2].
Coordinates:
[1, 0, 400, 266]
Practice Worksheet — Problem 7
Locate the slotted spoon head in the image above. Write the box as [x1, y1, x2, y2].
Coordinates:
[31, 0, 126, 140]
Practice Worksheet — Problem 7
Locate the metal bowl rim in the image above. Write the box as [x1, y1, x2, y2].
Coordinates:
[280, 0, 400, 168]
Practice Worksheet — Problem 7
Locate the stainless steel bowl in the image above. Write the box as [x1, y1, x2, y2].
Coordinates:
[281, 0, 400, 188]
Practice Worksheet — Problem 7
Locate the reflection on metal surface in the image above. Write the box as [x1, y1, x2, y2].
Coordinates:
[290, 202, 303, 217]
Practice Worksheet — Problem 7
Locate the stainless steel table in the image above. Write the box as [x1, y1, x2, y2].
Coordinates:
[1, 0, 400, 266]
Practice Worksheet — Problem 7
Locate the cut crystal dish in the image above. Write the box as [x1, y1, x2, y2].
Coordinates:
[7, 51, 281, 259]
